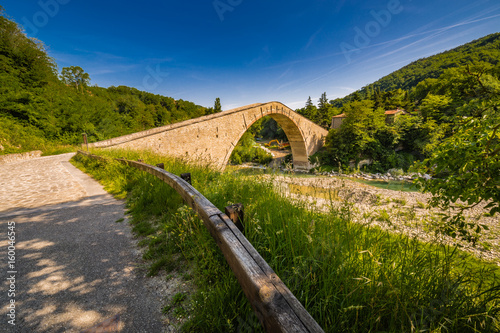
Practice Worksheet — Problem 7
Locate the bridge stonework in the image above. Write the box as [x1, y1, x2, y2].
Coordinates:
[89, 102, 328, 170]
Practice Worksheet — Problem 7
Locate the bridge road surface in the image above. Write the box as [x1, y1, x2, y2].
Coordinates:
[0, 153, 167, 332]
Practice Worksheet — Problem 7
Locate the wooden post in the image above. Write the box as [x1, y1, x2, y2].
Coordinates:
[180, 173, 191, 185]
[225, 203, 244, 233]
[156, 163, 165, 169]
[82, 133, 88, 151]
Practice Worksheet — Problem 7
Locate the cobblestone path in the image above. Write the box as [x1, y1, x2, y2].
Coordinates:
[0, 153, 167, 332]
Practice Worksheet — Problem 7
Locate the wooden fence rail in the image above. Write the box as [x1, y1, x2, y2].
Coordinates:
[77, 151, 324, 333]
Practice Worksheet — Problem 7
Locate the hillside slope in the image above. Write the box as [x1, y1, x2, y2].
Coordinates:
[0, 6, 207, 155]
[332, 33, 500, 106]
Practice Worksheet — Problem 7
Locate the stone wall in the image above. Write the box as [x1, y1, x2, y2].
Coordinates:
[89, 102, 328, 170]
[0, 150, 43, 165]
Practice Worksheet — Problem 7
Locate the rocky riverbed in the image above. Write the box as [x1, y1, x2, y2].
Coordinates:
[270, 174, 500, 264]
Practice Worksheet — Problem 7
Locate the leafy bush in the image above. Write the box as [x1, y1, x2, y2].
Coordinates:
[229, 132, 273, 165]
[388, 168, 404, 177]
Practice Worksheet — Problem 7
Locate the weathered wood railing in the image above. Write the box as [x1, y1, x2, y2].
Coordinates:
[77, 151, 324, 333]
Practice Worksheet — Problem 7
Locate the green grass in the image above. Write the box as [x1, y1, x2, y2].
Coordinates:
[71, 148, 500, 333]
[351, 178, 419, 192]
[40, 144, 78, 156]
[225, 165, 277, 176]
[0, 116, 79, 156]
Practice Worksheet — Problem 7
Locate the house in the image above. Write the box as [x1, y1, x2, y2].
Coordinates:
[330, 108, 409, 129]
[330, 113, 346, 129]
[384, 108, 407, 123]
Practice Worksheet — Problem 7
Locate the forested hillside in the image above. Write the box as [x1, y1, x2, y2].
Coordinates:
[297, 32, 499, 176]
[330, 33, 500, 107]
[296, 33, 500, 226]
[0, 7, 207, 155]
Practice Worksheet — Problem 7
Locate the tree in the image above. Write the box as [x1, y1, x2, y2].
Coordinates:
[305, 96, 313, 108]
[316, 92, 341, 128]
[0, 7, 57, 88]
[419, 111, 499, 210]
[372, 88, 384, 109]
[415, 65, 500, 243]
[400, 90, 414, 112]
[318, 92, 328, 111]
[214, 97, 222, 113]
[60, 66, 90, 93]
[301, 96, 318, 123]
[342, 100, 385, 146]
[394, 114, 442, 159]
[0, 6, 210, 152]
[260, 118, 287, 141]
[351, 91, 362, 101]
[324, 100, 386, 167]
[419, 94, 452, 123]
[416, 109, 499, 243]
[205, 97, 222, 115]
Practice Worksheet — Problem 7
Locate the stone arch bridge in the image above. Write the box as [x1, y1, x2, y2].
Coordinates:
[89, 102, 328, 170]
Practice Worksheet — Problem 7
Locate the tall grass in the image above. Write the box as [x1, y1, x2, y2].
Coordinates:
[351, 178, 419, 192]
[72, 149, 500, 333]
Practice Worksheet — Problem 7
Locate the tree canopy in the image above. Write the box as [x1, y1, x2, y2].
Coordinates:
[0, 9, 209, 154]
[415, 65, 500, 217]
[331, 33, 500, 107]
[60, 66, 90, 92]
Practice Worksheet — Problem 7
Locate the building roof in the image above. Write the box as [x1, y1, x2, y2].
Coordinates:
[332, 113, 346, 118]
[384, 109, 406, 115]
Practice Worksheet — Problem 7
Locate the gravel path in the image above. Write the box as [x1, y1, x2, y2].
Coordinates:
[0, 153, 169, 332]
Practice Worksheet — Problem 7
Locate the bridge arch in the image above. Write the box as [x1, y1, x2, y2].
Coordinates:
[221, 107, 311, 169]
[88, 102, 328, 171]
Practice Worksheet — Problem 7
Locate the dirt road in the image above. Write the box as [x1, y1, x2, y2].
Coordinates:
[0, 153, 167, 332]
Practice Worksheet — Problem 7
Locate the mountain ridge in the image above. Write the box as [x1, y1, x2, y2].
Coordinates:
[331, 32, 500, 106]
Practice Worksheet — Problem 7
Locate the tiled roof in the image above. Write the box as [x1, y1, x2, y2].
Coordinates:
[384, 109, 405, 115]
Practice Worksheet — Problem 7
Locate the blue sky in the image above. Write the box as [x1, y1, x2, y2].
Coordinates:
[3, 0, 500, 110]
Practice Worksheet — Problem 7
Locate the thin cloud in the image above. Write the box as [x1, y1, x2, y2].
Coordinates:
[286, 100, 307, 109]
[91, 51, 130, 61]
[224, 103, 241, 110]
[274, 78, 302, 92]
[189, 73, 218, 84]
[334, 0, 347, 13]
[246, 46, 271, 67]
[303, 7, 500, 87]
[304, 28, 323, 50]
[266, 5, 500, 72]
[366, 13, 500, 63]
[277, 67, 293, 81]
[337, 86, 356, 92]
[336, 10, 500, 59]
[91, 65, 138, 76]
[142, 56, 175, 63]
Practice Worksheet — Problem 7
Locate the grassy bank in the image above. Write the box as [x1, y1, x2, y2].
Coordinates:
[71, 149, 500, 333]
[350, 178, 419, 192]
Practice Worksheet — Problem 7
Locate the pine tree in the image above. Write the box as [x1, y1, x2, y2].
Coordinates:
[214, 97, 222, 113]
[317, 92, 334, 127]
[372, 87, 383, 109]
[318, 92, 328, 111]
[303, 96, 318, 122]
[304, 96, 312, 108]
[351, 91, 362, 102]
